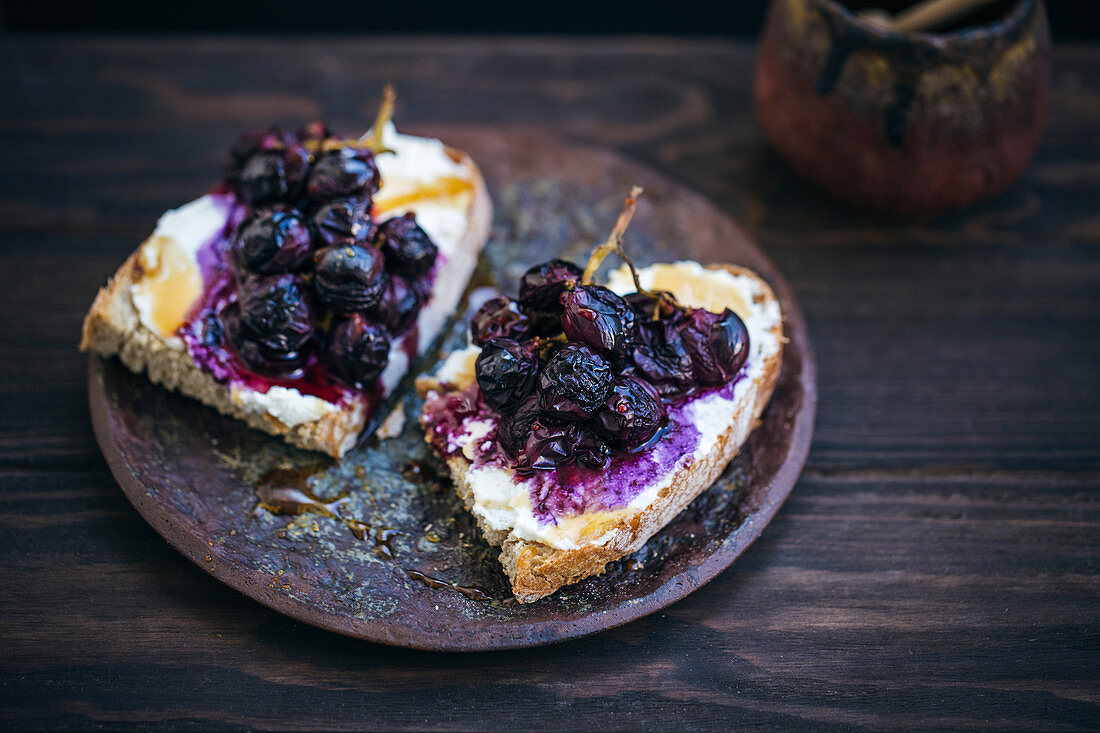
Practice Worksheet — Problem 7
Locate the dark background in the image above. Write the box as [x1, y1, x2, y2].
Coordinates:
[2, 0, 1099, 38]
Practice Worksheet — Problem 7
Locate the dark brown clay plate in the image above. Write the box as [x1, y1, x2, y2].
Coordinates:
[89, 128, 816, 651]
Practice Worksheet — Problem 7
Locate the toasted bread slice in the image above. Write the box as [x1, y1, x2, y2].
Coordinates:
[82, 131, 492, 458]
[419, 262, 784, 602]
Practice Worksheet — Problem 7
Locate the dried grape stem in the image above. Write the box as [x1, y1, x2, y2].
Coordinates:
[581, 186, 644, 286]
[303, 84, 398, 155]
[618, 246, 645, 294]
[318, 138, 369, 153]
[305, 86, 397, 156]
[367, 84, 397, 155]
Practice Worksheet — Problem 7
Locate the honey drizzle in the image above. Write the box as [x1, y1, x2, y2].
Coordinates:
[405, 569, 491, 601]
[254, 466, 492, 602]
[254, 468, 398, 558]
[137, 236, 204, 338]
[373, 176, 474, 213]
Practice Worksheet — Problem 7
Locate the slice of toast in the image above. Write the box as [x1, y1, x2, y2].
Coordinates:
[419, 261, 784, 602]
[82, 133, 492, 458]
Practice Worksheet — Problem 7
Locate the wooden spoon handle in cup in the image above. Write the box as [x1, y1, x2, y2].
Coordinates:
[863, 0, 1002, 32]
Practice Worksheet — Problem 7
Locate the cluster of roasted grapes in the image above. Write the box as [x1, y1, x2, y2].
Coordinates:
[213, 121, 437, 388]
[471, 259, 750, 474]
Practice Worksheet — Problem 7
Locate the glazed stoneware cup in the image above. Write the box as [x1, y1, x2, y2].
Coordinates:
[754, 0, 1051, 217]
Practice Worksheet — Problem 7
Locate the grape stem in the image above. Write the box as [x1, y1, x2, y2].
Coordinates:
[581, 186, 644, 289]
[307, 85, 398, 156]
[366, 84, 397, 155]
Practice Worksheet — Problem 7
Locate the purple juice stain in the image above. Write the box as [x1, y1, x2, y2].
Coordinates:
[524, 371, 748, 524]
[525, 412, 701, 524]
[420, 366, 753, 526]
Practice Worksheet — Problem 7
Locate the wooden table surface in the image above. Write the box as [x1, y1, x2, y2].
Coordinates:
[1, 37, 1098, 731]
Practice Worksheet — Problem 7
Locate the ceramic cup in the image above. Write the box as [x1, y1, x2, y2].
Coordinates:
[754, 0, 1051, 217]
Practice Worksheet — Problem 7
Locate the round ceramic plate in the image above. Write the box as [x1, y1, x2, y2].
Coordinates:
[89, 128, 816, 651]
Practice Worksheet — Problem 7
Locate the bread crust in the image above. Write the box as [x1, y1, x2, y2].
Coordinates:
[81, 147, 492, 458]
[436, 264, 784, 602]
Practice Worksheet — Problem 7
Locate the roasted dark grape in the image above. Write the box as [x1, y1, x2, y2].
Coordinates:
[375, 213, 438, 277]
[238, 153, 289, 203]
[469, 295, 531, 346]
[235, 210, 313, 274]
[310, 198, 373, 247]
[517, 259, 581, 334]
[306, 148, 380, 202]
[367, 274, 421, 335]
[475, 338, 539, 412]
[628, 318, 695, 400]
[236, 273, 315, 356]
[227, 127, 287, 167]
[561, 284, 636, 357]
[226, 126, 290, 173]
[496, 393, 541, 459]
[226, 127, 309, 204]
[538, 343, 612, 421]
[313, 244, 388, 313]
[595, 375, 667, 451]
[680, 308, 751, 386]
[625, 290, 683, 321]
[326, 314, 391, 388]
[519, 418, 578, 472]
[518, 259, 582, 312]
[518, 421, 609, 472]
[296, 119, 335, 146]
[231, 329, 307, 377]
[571, 426, 611, 470]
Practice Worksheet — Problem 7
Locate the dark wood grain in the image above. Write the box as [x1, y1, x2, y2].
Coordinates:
[0, 36, 1097, 730]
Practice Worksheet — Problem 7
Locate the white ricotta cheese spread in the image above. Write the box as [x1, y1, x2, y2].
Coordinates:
[230, 384, 340, 427]
[373, 122, 469, 188]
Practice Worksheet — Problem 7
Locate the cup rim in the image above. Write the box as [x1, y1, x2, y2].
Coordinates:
[809, 0, 1034, 45]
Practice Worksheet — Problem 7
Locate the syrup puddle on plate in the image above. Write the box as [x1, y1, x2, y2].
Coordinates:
[253, 465, 492, 602]
[405, 569, 492, 601]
